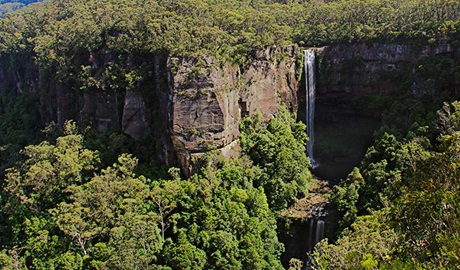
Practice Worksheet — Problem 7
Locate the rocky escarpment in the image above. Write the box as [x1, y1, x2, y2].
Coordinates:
[2, 41, 459, 175]
[167, 46, 300, 175]
[0, 46, 300, 176]
[315, 40, 459, 98]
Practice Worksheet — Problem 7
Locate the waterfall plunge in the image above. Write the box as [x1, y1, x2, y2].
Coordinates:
[306, 219, 326, 252]
[314, 220, 325, 245]
[305, 219, 326, 269]
[304, 50, 318, 168]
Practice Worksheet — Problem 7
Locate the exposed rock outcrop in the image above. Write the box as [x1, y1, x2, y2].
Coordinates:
[80, 91, 120, 131]
[316, 40, 457, 97]
[0, 45, 301, 176]
[166, 46, 300, 175]
[122, 91, 150, 140]
[2, 41, 459, 176]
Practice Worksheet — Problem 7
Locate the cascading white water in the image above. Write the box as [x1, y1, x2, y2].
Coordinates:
[304, 50, 318, 168]
[314, 220, 325, 245]
[306, 219, 326, 252]
[304, 219, 326, 269]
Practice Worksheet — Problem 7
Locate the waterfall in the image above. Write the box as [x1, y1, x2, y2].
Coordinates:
[314, 220, 325, 245]
[306, 219, 326, 251]
[304, 49, 318, 168]
[304, 219, 326, 270]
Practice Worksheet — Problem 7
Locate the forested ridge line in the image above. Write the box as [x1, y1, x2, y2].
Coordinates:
[1, 0, 459, 65]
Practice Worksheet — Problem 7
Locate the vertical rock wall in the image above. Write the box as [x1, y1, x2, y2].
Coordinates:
[4, 41, 457, 176]
[316, 41, 457, 97]
[166, 46, 300, 175]
[0, 46, 301, 176]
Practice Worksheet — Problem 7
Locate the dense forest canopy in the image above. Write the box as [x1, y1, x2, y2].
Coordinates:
[1, 0, 460, 61]
[311, 100, 460, 269]
[1, 0, 459, 104]
[1, 0, 460, 269]
[0, 110, 311, 269]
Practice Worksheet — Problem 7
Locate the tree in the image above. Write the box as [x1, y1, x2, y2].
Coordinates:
[329, 167, 364, 231]
[319, 101, 460, 268]
[240, 105, 311, 210]
[4, 121, 99, 214]
[311, 209, 398, 270]
[394, 130, 460, 267]
[1, 123, 168, 269]
[156, 155, 284, 270]
[52, 154, 163, 268]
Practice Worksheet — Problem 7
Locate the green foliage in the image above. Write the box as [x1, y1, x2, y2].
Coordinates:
[357, 96, 436, 212]
[160, 157, 285, 269]
[329, 168, 364, 231]
[0, 125, 166, 269]
[240, 105, 311, 211]
[4, 121, 99, 213]
[414, 56, 460, 93]
[0, 89, 41, 175]
[51, 153, 163, 269]
[1, 0, 460, 268]
[1, 0, 459, 93]
[392, 127, 460, 267]
[0, 122, 287, 269]
[295, 0, 460, 46]
[322, 101, 460, 268]
[83, 128, 135, 168]
[0, 0, 299, 80]
[288, 258, 304, 270]
[162, 231, 206, 270]
[436, 101, 460, 134]
[311, 209, 398, 270]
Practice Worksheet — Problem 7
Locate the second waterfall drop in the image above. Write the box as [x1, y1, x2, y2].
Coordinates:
[304, 49, 318, 168]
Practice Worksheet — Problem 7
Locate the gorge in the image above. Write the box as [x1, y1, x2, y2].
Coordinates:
[1, 39, 459, 269]
[2, 41, 456, 177]
[2, 0, 460, 268]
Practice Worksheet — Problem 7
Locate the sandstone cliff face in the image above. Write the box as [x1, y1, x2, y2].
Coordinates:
[2, 41, 458, 176]
[121, 91, 150, 141]
[316, 40, 457, 97]
[166, 46, 300, 175]
[80, 91, 120, 132]
[0, 46, 300, 176]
